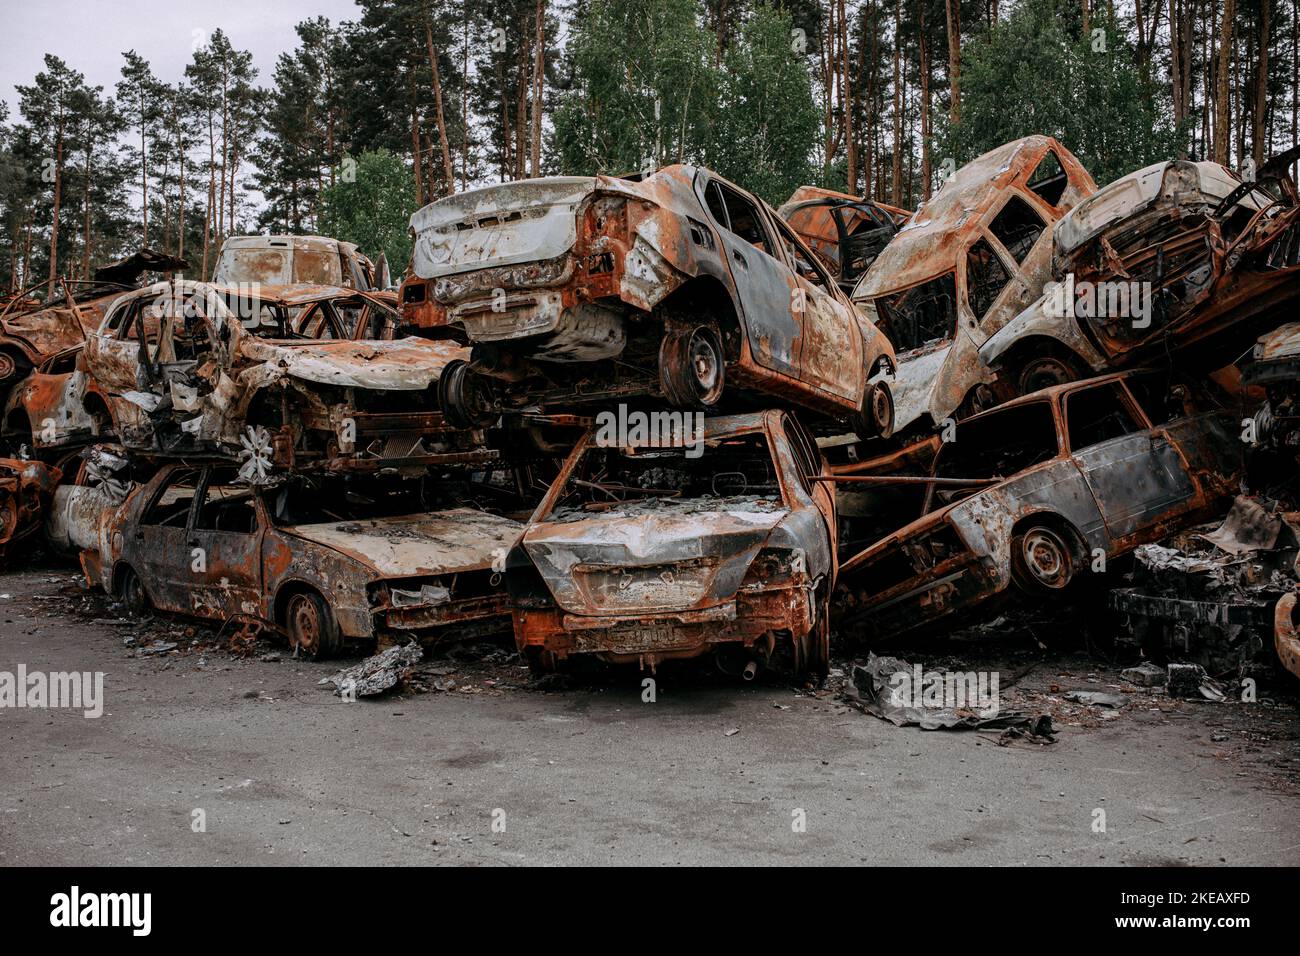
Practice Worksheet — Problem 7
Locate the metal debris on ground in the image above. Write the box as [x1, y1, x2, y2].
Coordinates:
[318, 642, 423, 697]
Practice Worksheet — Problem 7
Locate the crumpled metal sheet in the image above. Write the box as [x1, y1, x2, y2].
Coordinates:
[318, 641, 423, 697]
[1198, 496, 1283, 554]
[845, 652, 1053, 736]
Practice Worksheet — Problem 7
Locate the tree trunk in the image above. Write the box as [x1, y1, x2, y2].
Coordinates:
[530, 0, 546, 177]
[945, 0, 961, 125]
[49, 111, 64, 283]
[1254, 0, 1272, 166]
[422, 4, 456, 195]
[891, 2, 903, 206]
[919, 0, 931, 201]
[1214, 0, 1236, 164]
[139, 90, 149, 245]
[409, 72, 425, 207]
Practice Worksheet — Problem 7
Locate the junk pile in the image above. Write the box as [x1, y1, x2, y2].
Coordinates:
[1, 136, 1297, 697]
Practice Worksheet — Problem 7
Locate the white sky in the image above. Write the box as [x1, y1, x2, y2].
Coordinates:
[1, 0, 362, 113]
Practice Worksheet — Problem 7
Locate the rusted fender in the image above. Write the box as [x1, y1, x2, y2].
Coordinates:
[1274, 591, 1300, 681]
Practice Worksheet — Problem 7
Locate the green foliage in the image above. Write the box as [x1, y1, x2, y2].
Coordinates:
[553, 0, 719, 175]
[318, 149, 416, 273]
[937, 0, 1180, 186]
[553, 0, 818, 204]
[706, 2, 818, 205]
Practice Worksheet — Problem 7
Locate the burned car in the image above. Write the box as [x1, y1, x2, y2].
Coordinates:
[0, 458, 59, 566]
[851, 136, 1096, 440]
[78, 464, 528, 655]
[403, 165, 894, 433]
[212, 235, 383, 292]
[2, 345, 109, 460]
[0, 249, 187, 402]
[834, 372, 1242, 639]
[505, 410, 836, 677]
[777, 186, 911, 292]
[1241, 321, 1300, 451]
[80, 280, 477, 477]
[982, 153, 1300, 392]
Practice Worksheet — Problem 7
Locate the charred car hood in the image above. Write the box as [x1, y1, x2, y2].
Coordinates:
[522, 495, 790, 614]
[239, 336, 469, 390]
[281, 509, 523, 578]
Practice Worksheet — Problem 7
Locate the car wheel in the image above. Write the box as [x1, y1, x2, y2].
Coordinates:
[1011, 524, 1077, 595]
[117, 566, 150, 618]
[0, 351, 27, 385]
[854, 381, 894, 440]
[285, 591, 341, 659]
[438, 359, 498, 429]
[1017, 354, 1083, 395]
[659, 325, 725, 408]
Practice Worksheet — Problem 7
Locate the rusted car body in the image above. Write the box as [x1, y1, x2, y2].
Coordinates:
[403, 165, 894, 431]
[777, 186, 911, 292]
[1242, 321, 1300, 451]
[0, 250, 187, 399]
[80, 280, 479, 478]
[506, 410, 837, 676]
[212, 235, 380, 292]
[1274, 591, 1300, 680]
[851, 136, 1096, 440]
[79, 464, 526, 655]
[982, 154, 1300, 390]
[0, 458, 59, 565]
[834, 372, 1242, 639]
[2, 345, 110, 458]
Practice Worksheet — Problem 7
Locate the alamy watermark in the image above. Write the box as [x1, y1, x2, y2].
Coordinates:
[888, 664, 1000, 718]
[594, 404, 705, 459]
[0, 665, 104, 718]
[1044, 273, 1153, 329]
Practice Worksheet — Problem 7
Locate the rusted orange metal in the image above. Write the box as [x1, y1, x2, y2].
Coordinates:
[0, 458, 60, 566]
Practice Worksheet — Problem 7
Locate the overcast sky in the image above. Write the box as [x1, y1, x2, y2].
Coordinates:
[2, 0, 363, 111]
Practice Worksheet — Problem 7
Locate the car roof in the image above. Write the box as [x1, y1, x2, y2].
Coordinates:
[853, 135, 1084, 298]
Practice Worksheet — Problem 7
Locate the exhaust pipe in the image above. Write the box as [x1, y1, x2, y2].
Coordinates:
[742, 660, 758, 681]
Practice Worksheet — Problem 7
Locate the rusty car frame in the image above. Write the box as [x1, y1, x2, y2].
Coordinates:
[211, 235, 382, 292]
[777, 186, 911, 292]
[402, 165, 894, 433]
[79, 280, 483, 478]
[981, 151, 1300, 392]
[850, 135, 1096, 441]
[505, 409, 837, 677]
[78, 463, 529, 655]
[0, 457, 60, 567]
[0, 249, 188, 401]
[833, 371, 1242, 639]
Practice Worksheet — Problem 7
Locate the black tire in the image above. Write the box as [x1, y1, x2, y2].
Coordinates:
[284, 590, 342, 659]
[1010, 523, 1078, 596]
[659, 325, 725, 408]
[0, 350, 29, 387]
[1016, 352, 1085, 396]
[117, 565, 150, 618]
[854, 381, 894, 441]
[438, 359, 498, 429]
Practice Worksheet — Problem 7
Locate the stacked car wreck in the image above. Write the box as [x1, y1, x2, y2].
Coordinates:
[6, 136, 1300, 688]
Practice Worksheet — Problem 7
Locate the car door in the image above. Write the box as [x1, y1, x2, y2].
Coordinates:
[122, 467, 202, 614]
[85, 295, 149, 393]
[697, 175, 802, 379]
[1065, 380, 1196, 541]
[187, 467, 265, 621]
[778, 413, 837, 578]
[770, 214, 863, 404]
